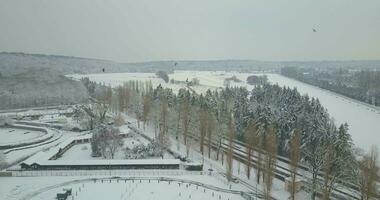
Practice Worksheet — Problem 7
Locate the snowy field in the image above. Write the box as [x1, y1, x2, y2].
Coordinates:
[71, 71, 380, 151]
[69, 71, 243, 94]
[0, 175, 247, 200]
[0, 128, 45, 146]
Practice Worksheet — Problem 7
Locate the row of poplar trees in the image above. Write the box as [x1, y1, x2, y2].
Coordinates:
[96, 80, 378, 200]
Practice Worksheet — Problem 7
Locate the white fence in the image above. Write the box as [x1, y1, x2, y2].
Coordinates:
[11, 169, 203, 177]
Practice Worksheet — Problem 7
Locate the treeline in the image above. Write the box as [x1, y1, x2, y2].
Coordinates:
[0, 73, 88, 110]
[281, 66, 380, 106]
[246, 75, 268, 85]
[82, 78, 379, 200]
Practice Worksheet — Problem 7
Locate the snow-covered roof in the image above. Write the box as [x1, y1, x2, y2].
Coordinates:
[33, 159, 180, 166]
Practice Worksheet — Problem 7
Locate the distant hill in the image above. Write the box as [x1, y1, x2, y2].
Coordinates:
[0, 52, 280, 75]
[0, 67, 88, 109]
[0, 53, 99, 109]
[279, 60, 380, 70]
[0, 52, 126, 76]
[1, 52, 379, 76]
[1, 52, 379, 109]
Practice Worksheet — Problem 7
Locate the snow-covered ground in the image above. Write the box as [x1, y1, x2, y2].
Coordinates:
[0, 128, 45, 146]
[0, 175, 247, 200]
[58, 143, 94, 160]
[72, 71, 380, 151]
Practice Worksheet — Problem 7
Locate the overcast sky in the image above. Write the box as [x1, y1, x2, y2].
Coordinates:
[0, 0, 379, 62]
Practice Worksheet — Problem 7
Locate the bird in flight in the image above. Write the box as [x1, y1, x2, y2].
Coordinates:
[313, 28, 317, 32]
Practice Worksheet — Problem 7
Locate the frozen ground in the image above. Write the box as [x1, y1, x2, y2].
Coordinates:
[0, 128, 45, 146]
[72, 71, 380, 151]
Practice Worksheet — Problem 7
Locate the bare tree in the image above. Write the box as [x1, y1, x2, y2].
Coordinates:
[123, 85, 131, 113]
[289, 129, 301, 200]
[117, 86, 125, 113]
[207, 112, 215, 158]
[114, 114, 125, 127]
[159, 97, 168, 147]
[96, 85, 112, 105]
[264, 126, 277, 200]
[81, 104, 97, 130]
[181, 98, 191, 147]
[245, 120, 257, 179]
[256, 138, 264, 184]
[186, 137, 191, 159]
[358, 146, 379, 200]
[106, 128, 123, 159]
[150, 101, 160, 138]
[321, 144, 335, 200]
[199, 109, 207, 155]
[142, 94, 152, 129]
[226, 113, 234, 182]
[131, 93, 143, 128]
[91, 126, 123, 159]
[80, 100, 109, 130]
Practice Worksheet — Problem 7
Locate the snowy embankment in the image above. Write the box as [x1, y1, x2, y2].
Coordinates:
[73, 71, 380, 151]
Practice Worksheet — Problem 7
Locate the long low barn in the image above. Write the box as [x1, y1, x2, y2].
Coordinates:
[20, 159, 181, 170]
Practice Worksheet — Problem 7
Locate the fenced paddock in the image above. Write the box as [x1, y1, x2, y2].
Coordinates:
[19, 176, 260, 200]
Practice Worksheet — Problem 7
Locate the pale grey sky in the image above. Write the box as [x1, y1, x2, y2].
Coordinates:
[0, 0, 379, 62]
